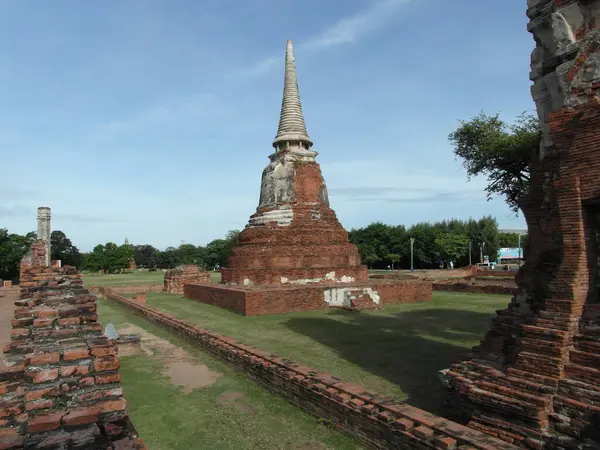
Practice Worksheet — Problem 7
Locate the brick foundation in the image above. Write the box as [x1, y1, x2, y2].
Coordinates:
[102, 290, 515, 449]
[184, 279, 432, 316]
[163, 265, 210, 295]
[432, 282, 518, 296]
[88, 284, 164, 295]
[221, 266, 369, 286]
[0, 242, 145, 449]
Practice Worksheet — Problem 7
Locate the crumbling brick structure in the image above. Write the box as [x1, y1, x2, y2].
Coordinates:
[164, 265, 210, 295]
[443, 2, 600, 448]
[188, 41, 430, 314]
[0, 228, 144, 447]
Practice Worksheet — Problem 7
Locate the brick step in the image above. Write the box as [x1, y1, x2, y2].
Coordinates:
[544, 299, 583, 315]
[476, 380, 552, 407]
[466, 385, 548, 422]
[520, 325, 569, 343]
[578, 324, 600, 336]
[494, 373, 556, 395]
[538, 310, 573, 321]
[557, 378, 600, 404]
[506, 368, 559, 388]
[514, 352, 563, 379]
[519, 337, 569, 358]
[533, 318, 576, 332]
[569, 349, 600, 369]
[564, 363, 600, 385]
[574, 336, 600, 354]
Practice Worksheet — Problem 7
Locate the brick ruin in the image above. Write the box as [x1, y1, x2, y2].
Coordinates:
[443, 1, 600, 448]
[163, 264, 210, 295]
[0, 215, 144, 449]
[186, 40, 430, 314]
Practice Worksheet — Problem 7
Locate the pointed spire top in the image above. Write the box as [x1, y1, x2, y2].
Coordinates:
[273, 40, 312, 149]
[124, 236, 130, 246]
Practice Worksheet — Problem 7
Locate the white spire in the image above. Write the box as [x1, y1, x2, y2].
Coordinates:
[273, 40, 312, 149]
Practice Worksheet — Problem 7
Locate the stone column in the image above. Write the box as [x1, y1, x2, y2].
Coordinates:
[36, 207, 51, 267]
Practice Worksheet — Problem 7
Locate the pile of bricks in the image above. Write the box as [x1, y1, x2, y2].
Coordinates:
[163, 265, 210, 295]
[104, 290, 516, 449]
[0, 245, 144, 449]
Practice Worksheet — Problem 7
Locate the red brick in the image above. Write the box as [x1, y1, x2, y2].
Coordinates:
[60, 364, 90, 377]
[99, 398, 127, 413]
[95, 373, 120, 384]
[63, 349, 90, 361]
[90, 345, 118, 357]
[25, 386, 61, 401]
[0, 428, 24, 450]
[93, 356, 120, 372]
[395, 418, 414, 431]
[58, 317, 80, 326]
[62, 406, 100, 426]
[33, 317, 54, 327]
[413, 425, 434, 440]
[28, 352, 60, 365]
[34, 308, 57, 318]
[434, 436, 458, 449]
[11, 328, 29, 338]
[26, 399, 55, 411]
[27, 368, 59, 384]
[27, 411, 64, 432]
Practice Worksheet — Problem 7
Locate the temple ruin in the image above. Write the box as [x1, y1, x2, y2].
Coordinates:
[183, 40, 431, 315]
[0, 209, 145, 449]
[444, 1, 600, 448]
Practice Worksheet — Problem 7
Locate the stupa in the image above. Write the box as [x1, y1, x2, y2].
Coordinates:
[184, 40, 431, 316]
[221, 40, 368, 286]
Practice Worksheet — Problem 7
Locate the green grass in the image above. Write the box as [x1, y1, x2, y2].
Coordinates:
[83, 270, 222, 287]
[137, 291, 509, 416]
[97, 299, 362, 450]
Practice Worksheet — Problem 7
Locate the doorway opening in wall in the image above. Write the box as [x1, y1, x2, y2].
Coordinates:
[583, 201, 600, 304]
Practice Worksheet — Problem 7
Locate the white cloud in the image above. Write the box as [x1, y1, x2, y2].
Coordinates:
[302, 0, 411, 51]
[238, 0, 412, 79]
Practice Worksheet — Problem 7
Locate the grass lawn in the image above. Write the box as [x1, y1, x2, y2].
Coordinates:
[128, 291, 510, 417]
[83, 270, 221, 287]
[97, 299, 362, 450]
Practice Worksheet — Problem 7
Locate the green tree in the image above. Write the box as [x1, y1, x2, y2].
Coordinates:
[434, 233, 468, 262]
[133, 245, 159, 268]
[0, 229, 36, 282]
[51, 230, 82, 267]
[449, 112, 539, 212]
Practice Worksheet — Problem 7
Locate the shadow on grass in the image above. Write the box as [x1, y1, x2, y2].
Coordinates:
[284, 308, 493, 419]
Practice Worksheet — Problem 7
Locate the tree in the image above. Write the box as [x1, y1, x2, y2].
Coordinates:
[51, 230, 82, 267]
[133, 245, 159, 268]
[0, 229, 36, 282]
[449, 112, 540, 213]
[205, 229, 241, 268]
[434, 233, 468, 262]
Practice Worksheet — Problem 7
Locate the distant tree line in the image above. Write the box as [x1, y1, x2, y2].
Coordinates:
[348, 216, 526, 270]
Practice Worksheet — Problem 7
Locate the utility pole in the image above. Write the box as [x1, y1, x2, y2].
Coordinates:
[468, 240, 472, 266]
[480, 242, 485, 264]
[518, 234, 522, 268]
[410, 237, 415, 272]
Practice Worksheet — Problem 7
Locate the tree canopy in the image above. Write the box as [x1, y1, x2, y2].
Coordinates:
[51, 230, 82, 267]
[449, 112, 540, 213]
[348, 216, 508, 269]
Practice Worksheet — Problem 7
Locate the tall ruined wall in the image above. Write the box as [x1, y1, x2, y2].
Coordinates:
[0, 243, 145, 449]
[443, 1, 600, 448]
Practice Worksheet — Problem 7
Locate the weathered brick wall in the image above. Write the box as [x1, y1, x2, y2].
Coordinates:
[432, 282, 518, 296]
[103, 290, 516, 450]
[442, 1, 600, 446]
[88, 284, 164, 295]
[184, 280, 431, 316]
[0, 253, 145, 448]
[163, 265, 210, 295]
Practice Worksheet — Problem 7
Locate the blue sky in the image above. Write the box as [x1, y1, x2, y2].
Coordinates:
[1, 0, 531, 252]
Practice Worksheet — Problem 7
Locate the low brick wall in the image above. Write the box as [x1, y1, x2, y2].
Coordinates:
[475, 270, 518, 278]
[102, 291, 515, 449]
[433, 282, 517, 296]
[183, 280, 432, 316]
[88, 284, 164, 294]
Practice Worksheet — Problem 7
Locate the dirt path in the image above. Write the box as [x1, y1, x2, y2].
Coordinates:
[117, 323, 221, 392]
[0, 288, 17, 368]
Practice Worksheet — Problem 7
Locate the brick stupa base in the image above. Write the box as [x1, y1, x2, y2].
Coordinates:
[184, 278, 432, 316]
